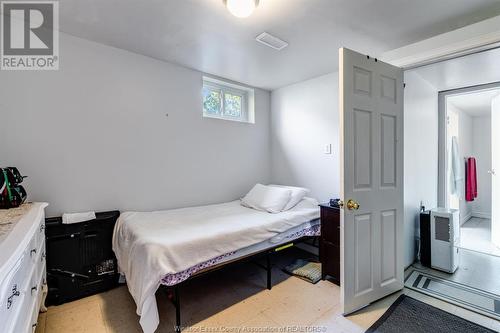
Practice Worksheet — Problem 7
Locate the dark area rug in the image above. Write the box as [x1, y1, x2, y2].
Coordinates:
[366, 294, 495, 333]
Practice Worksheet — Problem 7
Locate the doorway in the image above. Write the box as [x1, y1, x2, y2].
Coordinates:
[422, 82, 500, 313]
[442, 85, 500, 257]
[402, 46, 500, 320]
[405, 82, 500, 320]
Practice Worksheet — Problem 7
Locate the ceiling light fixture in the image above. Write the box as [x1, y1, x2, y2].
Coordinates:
[225, 0, 259, 18]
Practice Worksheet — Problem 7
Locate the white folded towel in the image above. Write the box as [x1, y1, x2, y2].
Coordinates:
[62, 211, 96, 224]
[449, 136, 464, 198]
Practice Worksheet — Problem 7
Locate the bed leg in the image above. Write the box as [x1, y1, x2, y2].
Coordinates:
[174, 285, 181, 332]
[266, 251, 272, 290]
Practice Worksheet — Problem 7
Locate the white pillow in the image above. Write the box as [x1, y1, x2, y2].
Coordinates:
[241, 184, 292, 213]
[269, 184, 310, 211]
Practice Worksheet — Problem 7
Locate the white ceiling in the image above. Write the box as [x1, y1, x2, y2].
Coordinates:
[448, 89, 500, 117]
[58, 0, 500, 90]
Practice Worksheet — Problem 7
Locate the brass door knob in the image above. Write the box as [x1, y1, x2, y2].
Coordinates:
[346, 199, 360, 210]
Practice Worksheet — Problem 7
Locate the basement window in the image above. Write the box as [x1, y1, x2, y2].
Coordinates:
[202, 77, 255, 123]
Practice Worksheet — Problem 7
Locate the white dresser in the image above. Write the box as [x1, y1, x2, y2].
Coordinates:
[0, 203, 48, 333]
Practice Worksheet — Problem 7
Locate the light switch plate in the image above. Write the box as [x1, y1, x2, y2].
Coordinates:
[324, 144, 332, 154]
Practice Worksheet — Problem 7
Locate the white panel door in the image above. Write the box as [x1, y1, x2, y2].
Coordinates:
[492, 94, 500, 247]
[339, 48, 404, 314]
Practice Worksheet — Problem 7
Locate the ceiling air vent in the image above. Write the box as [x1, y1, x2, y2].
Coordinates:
[255, 32, 288, 51]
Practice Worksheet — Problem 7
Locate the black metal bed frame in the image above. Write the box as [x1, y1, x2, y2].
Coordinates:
[165, 236, 318, 332]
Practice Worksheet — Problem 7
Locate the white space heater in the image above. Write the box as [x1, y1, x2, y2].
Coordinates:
[430, 208, 460, 273]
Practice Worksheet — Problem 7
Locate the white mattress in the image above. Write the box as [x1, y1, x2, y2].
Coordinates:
[112, 198, 320, 333]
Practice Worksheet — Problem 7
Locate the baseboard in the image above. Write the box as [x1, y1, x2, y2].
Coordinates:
[471, 211, 491, 219]
[460, 212, 472, 225]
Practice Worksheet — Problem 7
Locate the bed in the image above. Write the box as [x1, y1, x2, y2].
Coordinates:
[112, 197, 320, 333]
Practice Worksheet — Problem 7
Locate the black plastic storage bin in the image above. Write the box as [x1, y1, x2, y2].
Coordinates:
[45, 210, 120, 305]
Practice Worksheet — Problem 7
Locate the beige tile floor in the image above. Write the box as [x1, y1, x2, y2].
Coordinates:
[36, 249, 500, 333]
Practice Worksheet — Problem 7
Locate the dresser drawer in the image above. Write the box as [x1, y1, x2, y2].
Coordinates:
[320, 241, 340, 283]
[10, 250, 46, 333]
[0, 255, 29, 333]
[36, 219, 46, 254]
[30, 302, 39, 333]
[28, 267, 46, 333]
[0, 203, 48, 333]
[320, 207, 340, 245]
[29, 264, 41, 301]
[12, 295, 30, 333]
[0, 218, 46, 333]
[27, 233, 39, 264]
[32, 216, 45, 265]
[34, 239, 46, 284]
[13, 278, 38, 333]
[319, 204, 341, 284]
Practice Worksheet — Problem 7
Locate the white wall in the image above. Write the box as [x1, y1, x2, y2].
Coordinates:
[447, 103, 474, 222]
[270, 73, 339, 203]
[492, 95, 500, 246]
[471, 115, 492, 217]
[403, 70, 439, 267]
[0, 33, 271, 217]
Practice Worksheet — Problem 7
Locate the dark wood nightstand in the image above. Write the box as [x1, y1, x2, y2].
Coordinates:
[319, 204, 340, 285]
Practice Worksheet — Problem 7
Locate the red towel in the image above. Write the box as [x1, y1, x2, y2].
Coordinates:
[465, 157, 477, 202]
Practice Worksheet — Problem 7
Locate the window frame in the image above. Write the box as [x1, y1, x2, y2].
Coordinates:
[202, 77, 253, 123]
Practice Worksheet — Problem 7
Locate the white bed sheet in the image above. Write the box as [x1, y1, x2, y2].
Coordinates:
[210, 217, 320, 266]
[112, 198, 320, 333]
